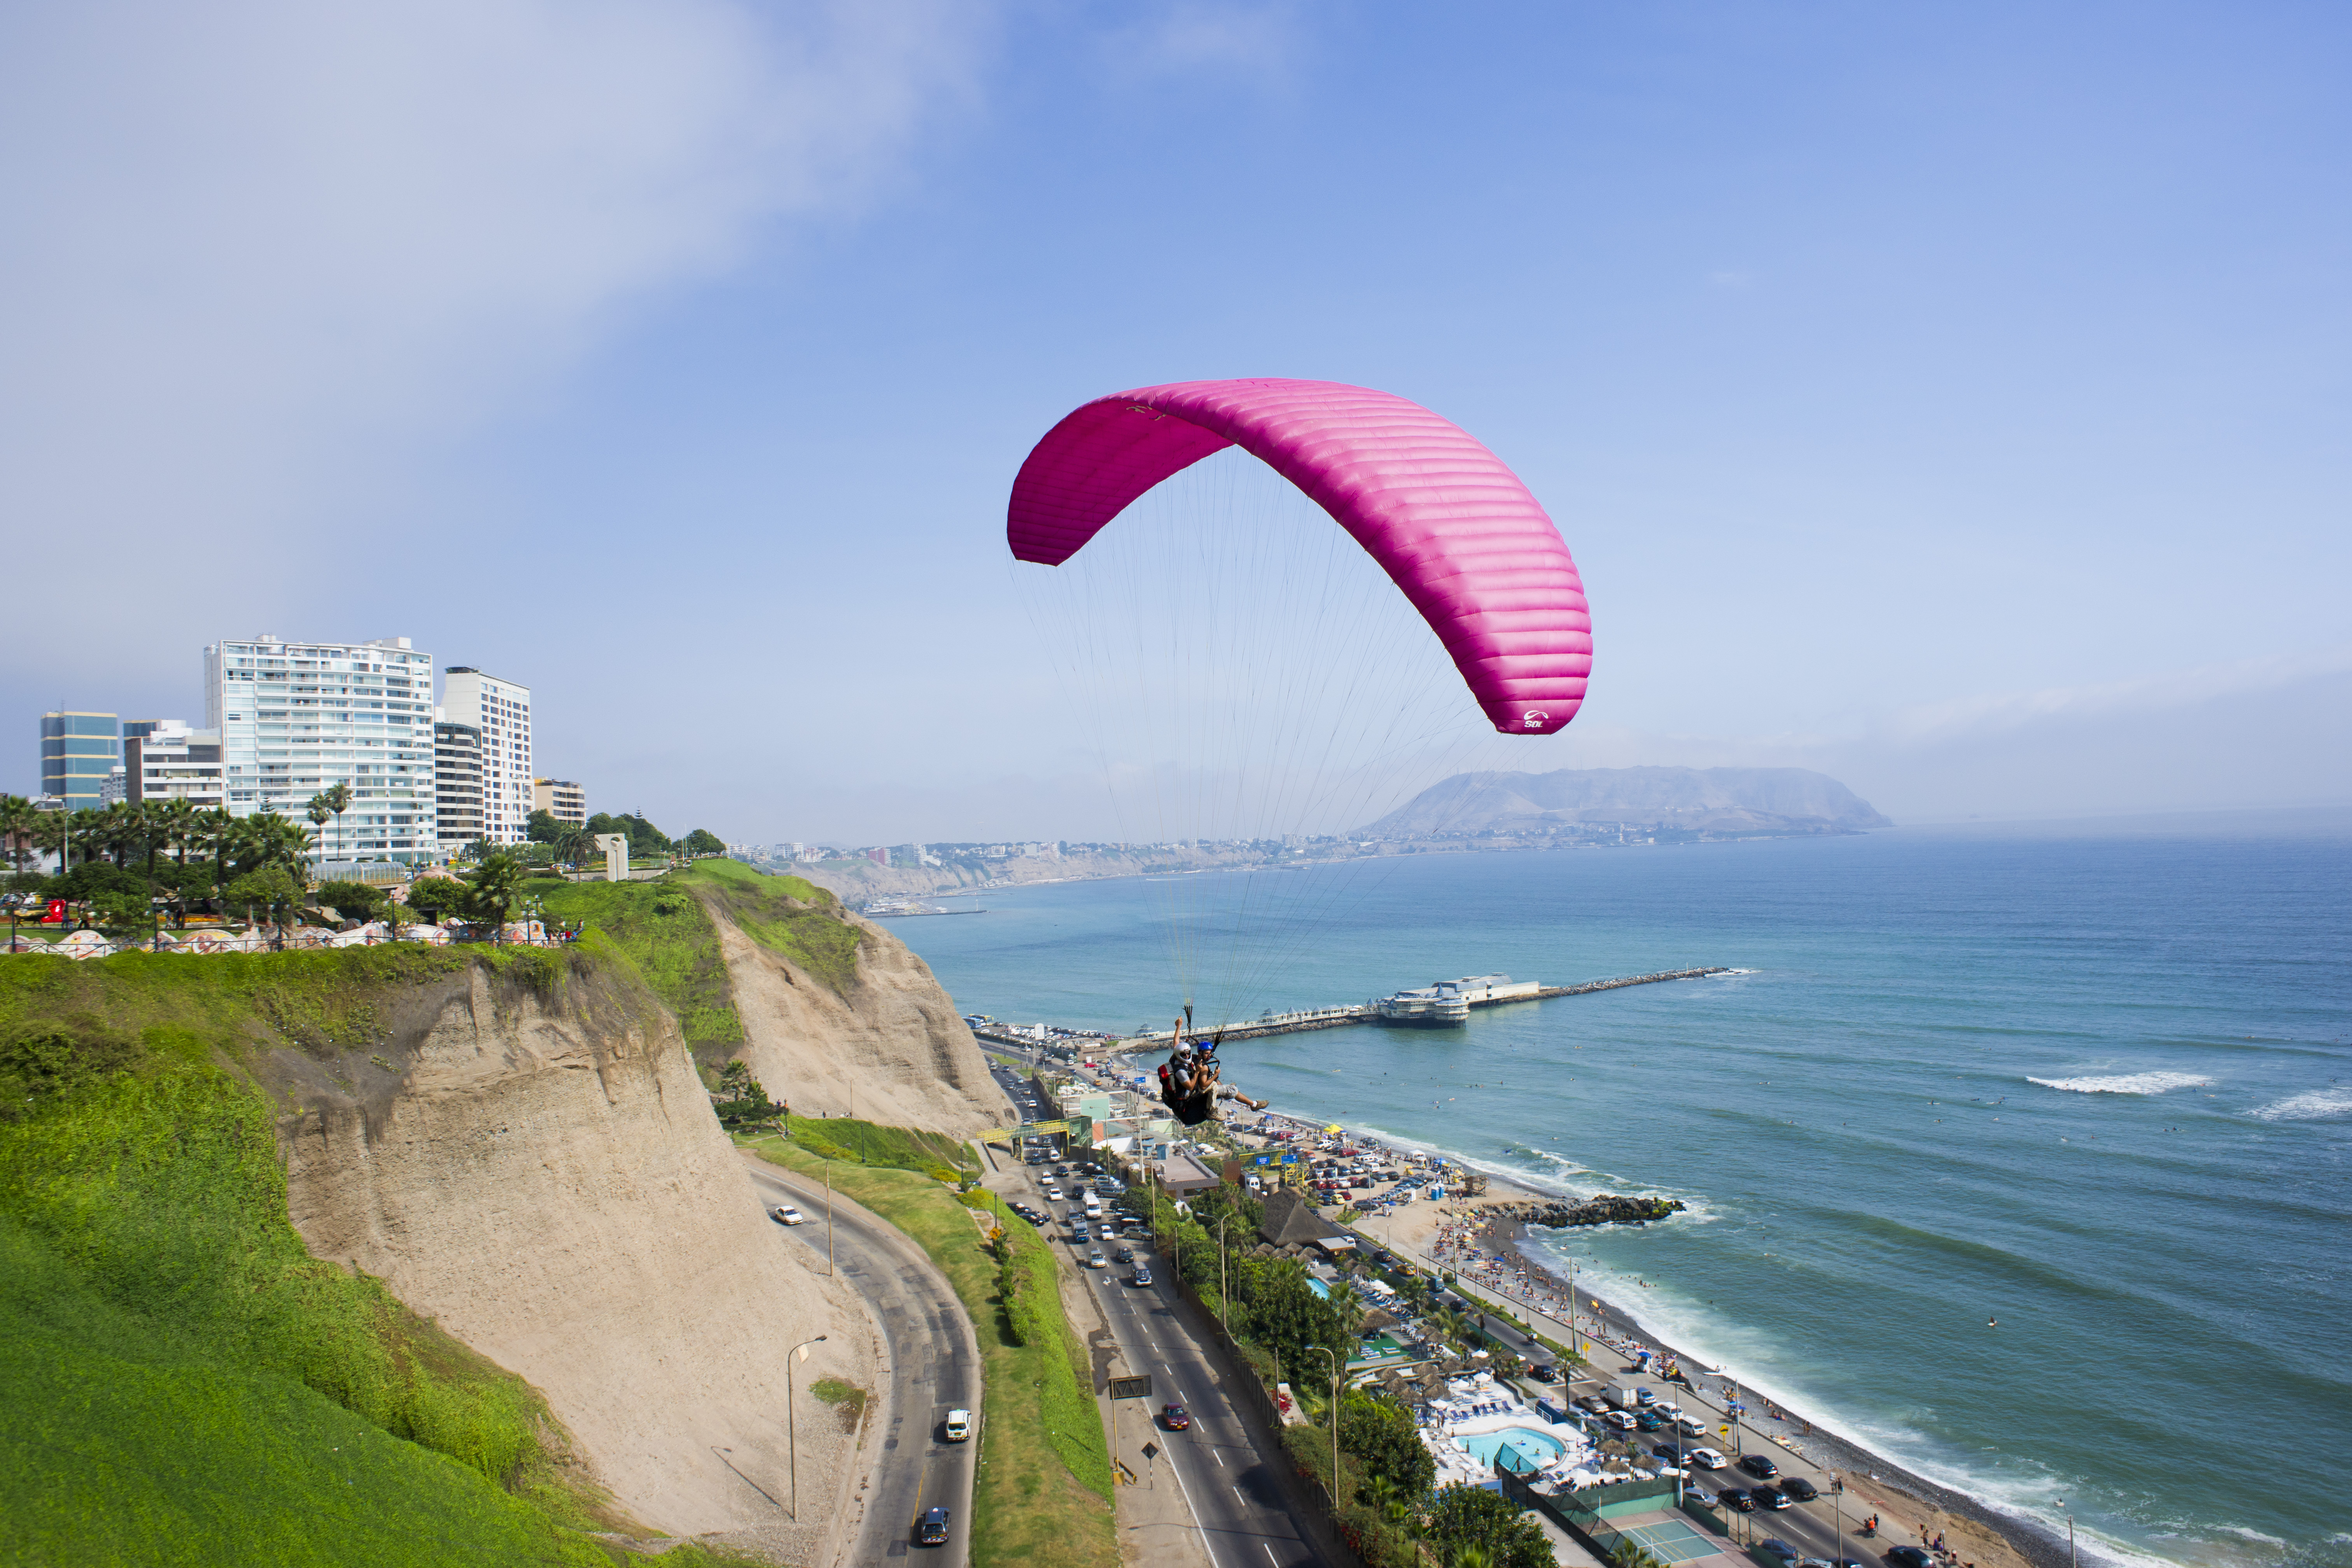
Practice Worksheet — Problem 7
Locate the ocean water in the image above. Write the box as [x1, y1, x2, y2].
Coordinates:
[894, 824, 2352, 1568]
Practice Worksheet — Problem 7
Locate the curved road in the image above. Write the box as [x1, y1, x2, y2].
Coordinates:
[746, 1159, 980, 1568]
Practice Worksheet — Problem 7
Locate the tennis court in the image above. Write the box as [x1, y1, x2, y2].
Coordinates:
[1603, 1519, 1721, 1564]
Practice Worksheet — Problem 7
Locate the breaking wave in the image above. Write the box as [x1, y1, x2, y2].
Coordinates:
[2028, 1071, 2213, 1095]
[2250, 1088, 2352, 1122]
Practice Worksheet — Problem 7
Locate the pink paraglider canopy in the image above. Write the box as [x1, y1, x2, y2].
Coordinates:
[1006, 378, 1590, 735]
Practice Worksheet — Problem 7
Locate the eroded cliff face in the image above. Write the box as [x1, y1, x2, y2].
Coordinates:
[275, 957, 875, 1549]
[701, 896, 1012, 1138]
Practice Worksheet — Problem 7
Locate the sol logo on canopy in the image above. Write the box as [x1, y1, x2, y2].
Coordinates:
[1521, 710, 1549, 730]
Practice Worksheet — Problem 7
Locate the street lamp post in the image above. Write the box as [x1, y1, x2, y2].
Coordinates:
[1216, 1214, 1231, 1335]
[824, 1157, 835, 1276]
[1832, 1477, 1846, 1566]
[2057, 1500, 2076, 1568]
[787, 1334, 828, 1519]
[1307, 1344, 1342, 1500]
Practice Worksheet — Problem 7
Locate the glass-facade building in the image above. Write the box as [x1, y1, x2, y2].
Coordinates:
[40, 712, 120, 810]
[204, 636, 438, 864]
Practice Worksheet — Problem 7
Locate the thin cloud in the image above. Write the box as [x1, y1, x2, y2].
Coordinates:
[0, 0, 985, 675]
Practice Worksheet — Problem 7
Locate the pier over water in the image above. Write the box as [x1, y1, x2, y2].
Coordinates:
[967, 968, 1732, 1052]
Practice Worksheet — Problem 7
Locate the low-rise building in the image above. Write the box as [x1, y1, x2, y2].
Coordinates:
[123, 720, 225, 809]
[532, 777, 586, 826]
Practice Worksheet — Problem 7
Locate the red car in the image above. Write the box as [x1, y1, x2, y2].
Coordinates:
[1162, 1404, 1190, 1430]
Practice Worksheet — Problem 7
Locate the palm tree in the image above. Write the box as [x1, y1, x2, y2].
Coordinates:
[65, 808, 104, 871]
[0, 794, 35, 875]
[320, 781, 353, 861]
[201, 808, 240, 910]
[466, 849, 525, 942]
[154, 797, 199, 868]
[306, 796, 332, 866]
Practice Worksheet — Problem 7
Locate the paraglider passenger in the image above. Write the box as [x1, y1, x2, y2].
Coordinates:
[1158, 1026, 1265, 1127]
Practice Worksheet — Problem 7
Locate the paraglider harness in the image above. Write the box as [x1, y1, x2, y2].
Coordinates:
[1158, 1010, 1226, 1128]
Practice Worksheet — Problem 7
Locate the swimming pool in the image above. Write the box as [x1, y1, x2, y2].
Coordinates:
[1456, 1427, 1566, 1468]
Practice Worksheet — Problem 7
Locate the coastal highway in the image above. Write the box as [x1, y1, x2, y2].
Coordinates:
[996, 1159, 1319, 1568]
[747, 1160, 980, 1567]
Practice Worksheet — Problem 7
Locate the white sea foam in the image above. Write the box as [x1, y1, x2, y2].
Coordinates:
[2028, 1071, 2213, 1095]
[2250, 1087, 2352, 1121]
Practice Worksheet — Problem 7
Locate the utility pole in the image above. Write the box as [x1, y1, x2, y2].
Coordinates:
[824, 1158, 835, 1276]
[786, 1335, 827, 1519]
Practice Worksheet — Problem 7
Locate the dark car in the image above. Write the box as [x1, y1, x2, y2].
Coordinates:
[1634, 1410, 1666, 1431]
[1528, 1363, 1559, 1382]
[1754, 1485, 1790, 1510]
[915, 1507, 950, 1547]
[1715, 1488, 1755, 1512]
[1738, 1453, 1782, 1480]
[1885, 1550, 1934, 1568]
[1759, 1541, 1796, 1562]
[1651, 1443, 1684, 1462]
[1163, 1404, 1190, 1430]
[1781, 1477, 1819, 1502]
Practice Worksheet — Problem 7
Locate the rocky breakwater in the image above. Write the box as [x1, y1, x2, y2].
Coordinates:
[1497, 1194, 1688, 1229]
[275, 948, 876, 1552]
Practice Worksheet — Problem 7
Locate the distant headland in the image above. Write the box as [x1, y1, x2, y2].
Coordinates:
[766, 766, 1890, 901]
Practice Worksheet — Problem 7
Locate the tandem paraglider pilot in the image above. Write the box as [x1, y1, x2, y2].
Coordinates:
[1157, 1020, 1266, 1127]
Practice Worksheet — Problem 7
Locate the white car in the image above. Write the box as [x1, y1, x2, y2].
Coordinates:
[944, 1409, 971, 1442]
[1676, 1416, 1708, 1438]
[770, 1206, 805, 1226]
[1087, 1250, 1106, 1268]
[1603, 1411, 1638, 1431]
[1687, 1447, 1728, 1470]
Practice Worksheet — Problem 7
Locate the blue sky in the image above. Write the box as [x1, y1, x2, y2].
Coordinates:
[4, 1, 2347, 840]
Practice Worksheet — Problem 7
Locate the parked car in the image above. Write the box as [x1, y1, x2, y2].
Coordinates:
[1687, 1447, 1728, 1470]
[914, 1507, 951, 1547]
[1781, 1477, 1819, 1502]
[770, 1206, 805, 1226]
[944, 1410, 970, 1442]
[1738, 1453, 1782, 1480]
[1754, 1485, 1791, 1510]
[1162, 1404, 1190, 1430]
[1716, 1488, 1755, 1512]
[1758, 1540, 1796, 1561]
[1885, 1550, 1934, 1568]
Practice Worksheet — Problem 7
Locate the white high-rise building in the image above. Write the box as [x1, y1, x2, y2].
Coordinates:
[204, 635, 439, 863]
[439, 668, 534, 845]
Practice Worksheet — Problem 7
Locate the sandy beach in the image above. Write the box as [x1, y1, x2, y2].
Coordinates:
[1349, 1172, 2063, 1568]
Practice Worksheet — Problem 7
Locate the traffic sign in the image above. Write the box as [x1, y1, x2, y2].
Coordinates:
[1141, 1441, 1160, 1461]
[1108, 1374, 1153, 1400]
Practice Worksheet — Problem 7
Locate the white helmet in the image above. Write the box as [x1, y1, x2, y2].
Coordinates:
[1172, 1041, 1195, 1060]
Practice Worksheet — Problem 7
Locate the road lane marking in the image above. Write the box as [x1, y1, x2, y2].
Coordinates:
[1264, 1547, 1279, 1565]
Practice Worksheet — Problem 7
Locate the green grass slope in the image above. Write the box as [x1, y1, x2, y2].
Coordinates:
[532, 875, 742, 1058]
[781, 1111, 979, 1178]
[0, 948, 749, 1568]
[681, 859, 865, 998]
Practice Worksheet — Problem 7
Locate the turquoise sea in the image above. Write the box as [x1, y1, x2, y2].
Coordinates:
[893, 821, 2352, 1568]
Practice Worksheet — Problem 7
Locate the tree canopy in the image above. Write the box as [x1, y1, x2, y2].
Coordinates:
[1424, 1485, 1551, 1568]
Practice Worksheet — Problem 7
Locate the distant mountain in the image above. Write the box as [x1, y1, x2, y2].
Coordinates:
[1362, 766, 1893, 839]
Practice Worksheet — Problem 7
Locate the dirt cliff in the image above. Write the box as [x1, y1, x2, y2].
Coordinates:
[694, 884, 1012, 1138]
[275, 951, 877, 1554]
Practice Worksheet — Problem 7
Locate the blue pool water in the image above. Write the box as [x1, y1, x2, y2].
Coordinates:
[1458, 1426, 1569, 1467]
